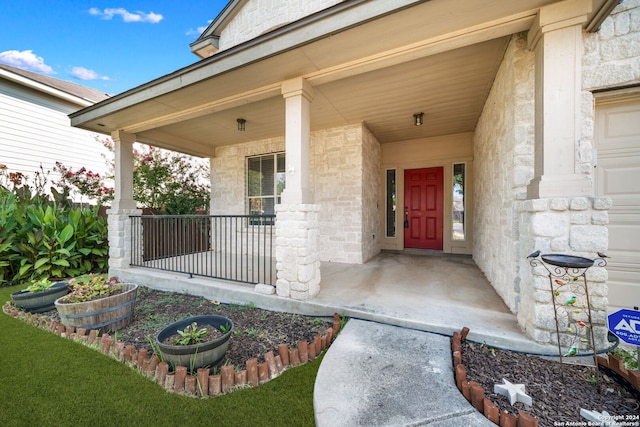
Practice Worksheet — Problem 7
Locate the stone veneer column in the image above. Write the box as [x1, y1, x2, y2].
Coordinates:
[517, 197, 611, 350]
[526, 0, 592, 199]
[276, 78, 321, 300]
[275, 204, 321, 300]
[108, 131, 142, 271]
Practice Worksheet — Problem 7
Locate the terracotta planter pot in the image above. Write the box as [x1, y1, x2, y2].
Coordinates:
[54, 284, 138, 334]
[11, 282, 70, 313]
[155, 315, 233, 372]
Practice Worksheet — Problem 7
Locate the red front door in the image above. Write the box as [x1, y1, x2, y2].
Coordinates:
[404, 167, 443, 250]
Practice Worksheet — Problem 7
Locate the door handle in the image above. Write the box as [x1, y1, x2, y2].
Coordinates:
[404, 206, 409, 228]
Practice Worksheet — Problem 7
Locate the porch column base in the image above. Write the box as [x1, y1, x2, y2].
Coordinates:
[107, 208, 142, 272]
[516, 197, 611, 350]
[275, 204, 321, 301]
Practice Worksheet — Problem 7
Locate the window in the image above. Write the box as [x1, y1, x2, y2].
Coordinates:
[247, 153, 285, 216]
[452, 163, 465, 240]
[385, 169, 396, 237]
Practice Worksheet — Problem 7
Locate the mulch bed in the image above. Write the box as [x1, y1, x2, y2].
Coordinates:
[47, 286, 331, 371]
[462, 340, 640, 426]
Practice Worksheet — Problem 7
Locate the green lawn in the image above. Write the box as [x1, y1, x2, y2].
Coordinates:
[0, 285, 320, 427]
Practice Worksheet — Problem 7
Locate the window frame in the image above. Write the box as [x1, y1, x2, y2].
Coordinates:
[452, 162, 466, 241]
[246, 152, 285, 218]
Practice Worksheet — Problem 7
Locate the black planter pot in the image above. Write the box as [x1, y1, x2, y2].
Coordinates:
[156, 315, 233, 372]
[11, 282, 70, 313]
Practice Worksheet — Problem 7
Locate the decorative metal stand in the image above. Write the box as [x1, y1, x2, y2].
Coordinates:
[528, 252, 608, 373]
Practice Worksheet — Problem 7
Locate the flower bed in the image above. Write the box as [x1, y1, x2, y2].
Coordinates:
[3, 303, 341, 397]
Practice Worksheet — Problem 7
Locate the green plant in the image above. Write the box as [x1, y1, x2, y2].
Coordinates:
[25, 277, 55, 293]
[58, 274, 123, 303]
[173, 322, 208, 346]
[55, 139, 210, 215]
[146, 336, 164, 363]
[245, 328, 261, 337]
[0, 166, 108, 286]
[219, 322, 231, 334]
[609, 347, 639, 370]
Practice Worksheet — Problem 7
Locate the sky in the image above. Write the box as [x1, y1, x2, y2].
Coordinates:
[0, 1, 230, 95]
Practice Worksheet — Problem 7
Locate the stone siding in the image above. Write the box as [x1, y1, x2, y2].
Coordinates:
[579, 0, 640, 175]
[361, 125, 382, 263]
[311, 124, 373, 264]
[582, 0, 640, 91]
[516, 197, 611, 348]
[219, 0, 344, 51]
[210, 137, 285, 215]
[473, 3, 638, 344]
[209, 124, 373, 264]
[473, 33, 535, 312]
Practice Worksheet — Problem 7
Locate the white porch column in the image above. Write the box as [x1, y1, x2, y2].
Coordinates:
[526, 0, 592, 199]
[107, 130, 141, 271]
[111, 130, 137, 210]
[276, 78, 321, 300]
[281, 77, 314, 204]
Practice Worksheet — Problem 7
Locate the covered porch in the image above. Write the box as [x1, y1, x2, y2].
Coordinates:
[112, 250, 555, 353]
[70, 0, 617, 347]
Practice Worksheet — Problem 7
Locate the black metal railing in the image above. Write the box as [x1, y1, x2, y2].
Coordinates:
[130, 215, 275, 285]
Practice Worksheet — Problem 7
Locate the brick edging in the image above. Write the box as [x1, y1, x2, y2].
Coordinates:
[452, 327, 640, 427]
[3, 303, 342, 398]
[452, 326, 539, 427]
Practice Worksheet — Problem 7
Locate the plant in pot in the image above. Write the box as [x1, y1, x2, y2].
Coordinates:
[10, 277, 70, 313]
[155, 315, 234, 373]
[54, 274, 138, 334]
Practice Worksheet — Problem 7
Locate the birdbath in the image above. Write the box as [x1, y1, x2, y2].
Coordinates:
[527, 252, 609, 374]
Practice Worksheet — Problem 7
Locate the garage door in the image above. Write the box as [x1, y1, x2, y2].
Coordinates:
[595, 94, 640, 312]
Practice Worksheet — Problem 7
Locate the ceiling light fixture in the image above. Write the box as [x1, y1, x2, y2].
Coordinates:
[413, 112, 424, 126]
[237, 118, 246, 131]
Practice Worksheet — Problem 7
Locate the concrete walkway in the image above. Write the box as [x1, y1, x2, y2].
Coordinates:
[314, 319, 494, 426]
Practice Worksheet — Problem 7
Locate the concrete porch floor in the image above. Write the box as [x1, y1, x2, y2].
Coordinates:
[113, 250, 558, 354]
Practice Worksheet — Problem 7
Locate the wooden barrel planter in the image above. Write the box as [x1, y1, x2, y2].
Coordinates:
[156, 315, 233, 372]
[54, 284, 138, 334]
[11, 282, 70, 313]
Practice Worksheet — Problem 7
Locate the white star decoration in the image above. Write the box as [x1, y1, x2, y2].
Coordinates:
[493, 379, 532, 406]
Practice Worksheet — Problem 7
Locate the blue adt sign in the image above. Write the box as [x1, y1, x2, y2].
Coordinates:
[608, 309, 640, 347]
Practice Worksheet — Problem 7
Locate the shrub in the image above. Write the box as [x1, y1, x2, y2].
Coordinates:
[55, 137, 210, 214]
[0, 166, 108, 286]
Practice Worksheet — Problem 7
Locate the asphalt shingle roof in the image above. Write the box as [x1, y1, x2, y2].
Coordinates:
[0, 63, 110, 104]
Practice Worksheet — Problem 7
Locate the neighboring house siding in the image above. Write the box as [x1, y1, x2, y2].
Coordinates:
[210, 123, 375, 264]
[219, 0, 344, 51]
[0, 78, 110, 198]
[473, 33, 535, 313]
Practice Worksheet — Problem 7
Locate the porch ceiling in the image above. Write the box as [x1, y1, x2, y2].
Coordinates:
[70, 0, 613, 157]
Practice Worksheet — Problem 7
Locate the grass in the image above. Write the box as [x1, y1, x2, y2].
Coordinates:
[0, 285, 321, 427]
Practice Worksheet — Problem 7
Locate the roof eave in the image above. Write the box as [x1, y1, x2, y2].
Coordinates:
[69, 0, 414, 127]
[0, 67, 95, 108]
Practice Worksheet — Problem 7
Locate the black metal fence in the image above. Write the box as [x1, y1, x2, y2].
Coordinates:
[130, 215, 276, 285]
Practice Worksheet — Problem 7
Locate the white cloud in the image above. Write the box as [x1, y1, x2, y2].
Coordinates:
[186, 20, 213, 37]
[0, 50, 55, 74]
[89, 7, 163, 23]
[70, 66, 110, 81]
